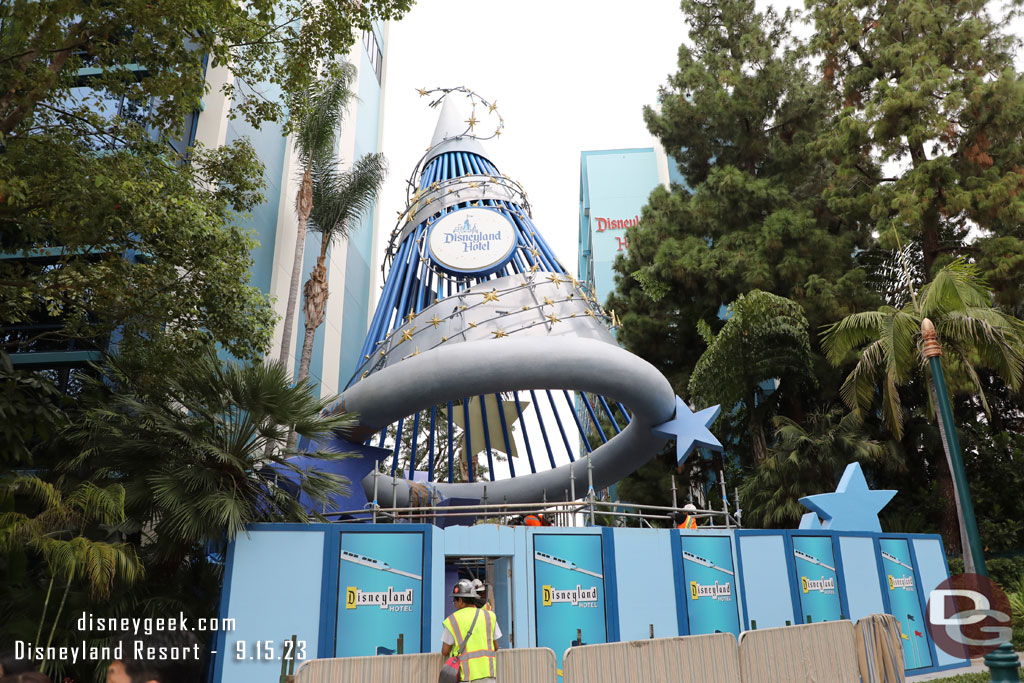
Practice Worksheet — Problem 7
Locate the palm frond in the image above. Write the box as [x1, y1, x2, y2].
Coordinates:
[308, 152, 389, 243]
[821, 309, 890, 364]
[295, 64, 358, 166]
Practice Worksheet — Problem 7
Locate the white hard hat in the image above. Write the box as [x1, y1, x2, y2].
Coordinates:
[683, 503, 698, 512]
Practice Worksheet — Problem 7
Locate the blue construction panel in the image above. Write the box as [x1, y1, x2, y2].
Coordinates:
[736, 533, 796, 629]
[217, 530, 325, 683]
[610, 528, 679, 640]
[838, 535, 885, 621]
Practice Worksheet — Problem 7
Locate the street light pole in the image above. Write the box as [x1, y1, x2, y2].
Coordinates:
[921, 318, 987, 577]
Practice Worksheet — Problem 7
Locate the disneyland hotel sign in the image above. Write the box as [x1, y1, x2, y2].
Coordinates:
[594, 216, 638, 252]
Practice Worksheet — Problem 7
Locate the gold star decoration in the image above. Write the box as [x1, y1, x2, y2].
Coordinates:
[430, 314, 442, 328]
[568, 274, 581, 287]
[492, 329, 508, 338]
[362, 371, 369, 379]
[586, 309, 596, 318]
[522, 305, 531, 311]
[412, 347, 421, 356]
[442, 336, 448, 342]
[529, 247, 541, 258]
[571, 313, 577, 318]
[482, 289, 500, 303]
[430, 181, 439, 191]
[489, 100, 498, 113]
[546, 313, 560, 324]
[466, 114, 478, 130]
[547, 274, 564, 287]
[365, 354, 371, 360]
[460, 305, 469, 311]
[401, 326, 417, 342]
[494, 128, 502, 138]
[468, 321, 477, 328]
[417, 87, 429, 97]
[405, 312, 416, 322]
[529, 263, 540, 273]
[542, 296, 555, 306]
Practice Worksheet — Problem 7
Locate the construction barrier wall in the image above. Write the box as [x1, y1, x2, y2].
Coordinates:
[212, 524, 969, 682]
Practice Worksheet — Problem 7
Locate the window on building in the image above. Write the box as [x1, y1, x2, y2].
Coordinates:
[362, 29, 383, 84]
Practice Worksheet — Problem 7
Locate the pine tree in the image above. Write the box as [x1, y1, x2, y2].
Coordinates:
[810, 0, 1024, 282]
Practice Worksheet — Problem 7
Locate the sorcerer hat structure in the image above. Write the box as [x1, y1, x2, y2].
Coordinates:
[307, 87, 724, 510]
[216, 90, 967, 682]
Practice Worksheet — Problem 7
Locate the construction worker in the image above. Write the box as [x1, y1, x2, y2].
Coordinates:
[471, 578, 492, 611]
[441, 579, 501, 683]
[676, 503, 698, 529]
[524, 513, 543, 527]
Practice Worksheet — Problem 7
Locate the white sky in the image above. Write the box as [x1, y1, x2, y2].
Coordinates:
[375, 1, 688, 285]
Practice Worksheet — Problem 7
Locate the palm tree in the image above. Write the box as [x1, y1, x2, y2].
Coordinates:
[278, 66, 358, 370]
[0, 477, 142, 673]
[822, 258, 1024, 438]
[296, 151, 387, 382]
[822, 258, 1024, 562]
[64, 351, 358, 563]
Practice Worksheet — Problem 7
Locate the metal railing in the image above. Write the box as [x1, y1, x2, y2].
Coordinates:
[317, 497, 741, 529]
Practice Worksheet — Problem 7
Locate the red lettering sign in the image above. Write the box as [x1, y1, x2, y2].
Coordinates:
[594, 216, 639, 233]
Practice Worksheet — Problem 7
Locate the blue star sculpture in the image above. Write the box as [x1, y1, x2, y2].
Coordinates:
[651, 396, 723, 466]
[798, 462, 897, 532]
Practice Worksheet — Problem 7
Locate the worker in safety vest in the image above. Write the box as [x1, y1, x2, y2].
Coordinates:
[441, 579, 501, 683]
[524, 513, 543, 526]
[675, 503, 699, 529]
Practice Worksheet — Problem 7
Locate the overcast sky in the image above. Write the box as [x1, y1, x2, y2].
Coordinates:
[375, 1, 689, 286]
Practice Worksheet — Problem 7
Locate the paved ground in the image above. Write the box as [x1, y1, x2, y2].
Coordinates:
[906, 652, 1023, 681]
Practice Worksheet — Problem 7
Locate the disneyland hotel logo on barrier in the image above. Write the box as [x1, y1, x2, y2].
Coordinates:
[690, 580, 732, 601]
[801, 576, 836, 594]
[345, 586, 415, 612]
[594, 216, 637, 252]
[927, 572, 1015, 658]
[542, 585, 599, 608]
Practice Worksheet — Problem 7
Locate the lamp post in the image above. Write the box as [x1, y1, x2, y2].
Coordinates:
[921, 318, 987, 577]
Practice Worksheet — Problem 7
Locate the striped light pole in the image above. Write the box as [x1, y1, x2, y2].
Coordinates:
[921, 318, 987, 577]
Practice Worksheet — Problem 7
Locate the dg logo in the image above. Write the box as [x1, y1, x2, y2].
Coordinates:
[927, 573, 1013, 658]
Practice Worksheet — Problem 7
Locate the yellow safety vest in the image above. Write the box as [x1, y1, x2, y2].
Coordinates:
[443, 607, 497, 681]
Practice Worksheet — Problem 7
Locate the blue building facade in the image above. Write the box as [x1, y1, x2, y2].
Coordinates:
[578, 147, 687, 304]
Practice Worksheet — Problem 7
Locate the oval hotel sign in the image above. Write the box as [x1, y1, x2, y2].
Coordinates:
[427, 207, 517, 275]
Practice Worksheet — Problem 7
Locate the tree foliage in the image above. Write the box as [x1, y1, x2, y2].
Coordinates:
[63, 352, 356, 557]
[811, 0, 1024, 278]
[690, 290, 815, 462]
[0, 0, 413, 139]
[1, 128, 275, 361]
